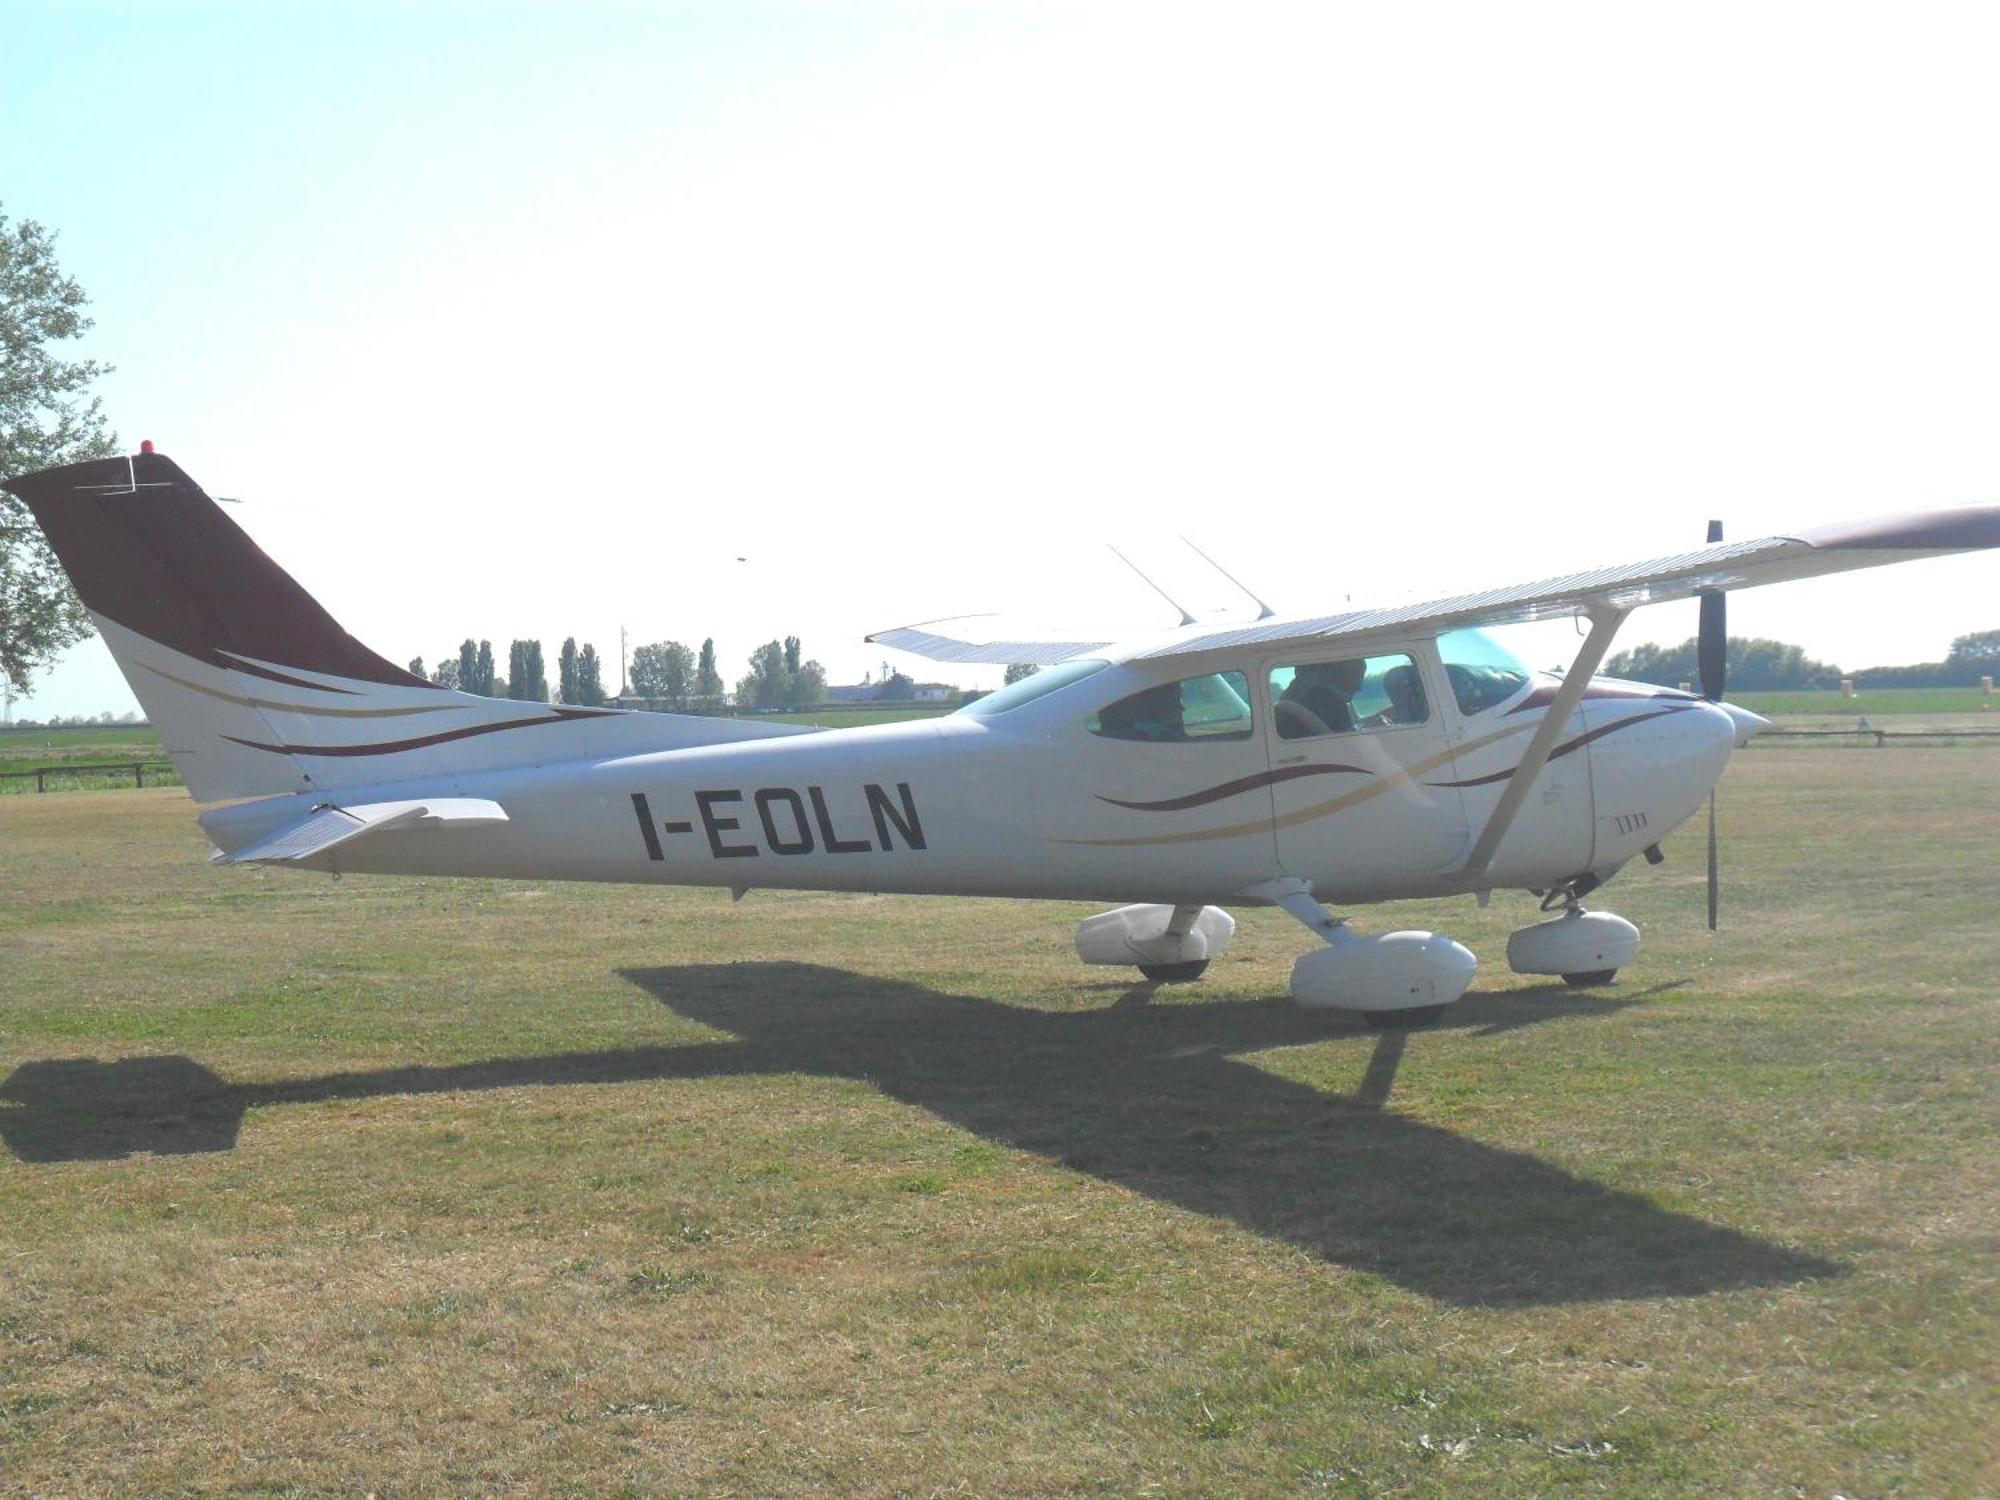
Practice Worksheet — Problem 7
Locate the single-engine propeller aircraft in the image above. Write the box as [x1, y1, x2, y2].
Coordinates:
[9, 450, 1997, 1025]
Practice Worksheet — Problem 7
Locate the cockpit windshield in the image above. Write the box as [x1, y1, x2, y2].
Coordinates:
[1437, 628, 1532, 715]
[954, 658, 1109, 717]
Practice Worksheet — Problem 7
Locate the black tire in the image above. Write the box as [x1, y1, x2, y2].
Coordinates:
[1137, 960, 1209, 984]
[1363, 1004, 1446, 1029]
[1562, 969, 1618, 987]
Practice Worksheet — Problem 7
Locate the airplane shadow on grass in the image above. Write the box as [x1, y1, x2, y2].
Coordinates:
[0, 963, 1840, 1306]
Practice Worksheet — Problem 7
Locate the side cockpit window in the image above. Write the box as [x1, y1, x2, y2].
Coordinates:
[1269, 654, 1429, 740]
[1087, 671, 1254, 743]
[954, 658, 1108, 717]
[1436, 628, 1532, 716]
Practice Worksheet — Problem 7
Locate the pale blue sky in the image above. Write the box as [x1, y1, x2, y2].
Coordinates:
[7, 1, 2000, 716]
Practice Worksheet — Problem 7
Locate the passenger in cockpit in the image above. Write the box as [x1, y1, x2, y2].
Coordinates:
[1361, 662, 1427, 728]
[1277, 658, 1366, 739]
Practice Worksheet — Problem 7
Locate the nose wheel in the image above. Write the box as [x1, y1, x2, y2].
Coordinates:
[1138, 960, 1209, 983]
[1561, 968, 1619, 987]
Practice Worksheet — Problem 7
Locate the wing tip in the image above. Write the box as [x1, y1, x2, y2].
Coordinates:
[1800, 504, 2000, 552]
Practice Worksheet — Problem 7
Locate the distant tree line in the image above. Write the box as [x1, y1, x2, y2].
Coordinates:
[413, 632, 837, 712]
[1606, 629, 2000, 690]
[408, 638, 607, 705]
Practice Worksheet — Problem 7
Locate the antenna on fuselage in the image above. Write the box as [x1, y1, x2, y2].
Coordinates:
[1180, 536, 1276, 620]
[1107, 545, 1197, 627]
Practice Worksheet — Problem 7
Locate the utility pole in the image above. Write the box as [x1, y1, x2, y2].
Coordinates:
[619, 625, 628, 699]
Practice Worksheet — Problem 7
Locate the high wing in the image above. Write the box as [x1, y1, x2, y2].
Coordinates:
[868, 507, 2000, 664]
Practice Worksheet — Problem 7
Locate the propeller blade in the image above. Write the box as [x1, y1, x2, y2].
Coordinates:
[1707, 788, 1719, 931]
[1701, 520, 1724, 928]
[1698, 519, 1726, 701]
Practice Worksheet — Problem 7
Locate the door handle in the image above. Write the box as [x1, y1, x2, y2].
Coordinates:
[1277, 754, 1308, 765]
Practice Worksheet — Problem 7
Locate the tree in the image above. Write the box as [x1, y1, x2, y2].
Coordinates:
[1948, 629, 2000, 665]
[474, 640, 496, 697]
[408, 656, 426, 680]
[736, 640, 793, 711]
[776, 635, 824, 708]
[508, 639, 547, 701]
[1003, 663, 1039, 685]
[630, 640, 694, 705]
[696, 638, 722, 704]
[558, 637, 580, 705]
[790, 657, 827, 708]
[576, 643, 606, 706]
[1, 209, 119, 695]
[875, 670, 915, 701]
[1604, 636, 1841, 692]
[458, 639, 480, 692]
[431, 658, 461, 691]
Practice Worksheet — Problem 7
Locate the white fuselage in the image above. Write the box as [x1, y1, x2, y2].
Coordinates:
[200, 638, 1740, 910]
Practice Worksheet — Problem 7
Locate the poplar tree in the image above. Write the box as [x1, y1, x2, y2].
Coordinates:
[508, 639, 547, 701]
[576, 643, 606, 705]
[696, 638, 722, 705]
[558, 637, 580, 705]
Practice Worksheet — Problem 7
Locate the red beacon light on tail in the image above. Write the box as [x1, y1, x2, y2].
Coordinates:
[139, 440, 155, 455]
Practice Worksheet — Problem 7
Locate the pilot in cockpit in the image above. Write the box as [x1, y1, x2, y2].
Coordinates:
[1097, 681, 1186, 742]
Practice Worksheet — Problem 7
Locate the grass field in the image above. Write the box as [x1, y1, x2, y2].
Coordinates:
[0, 728, 174, 795]
[1728, 685, 1995, 716]
[1, 749, 1993, 1494]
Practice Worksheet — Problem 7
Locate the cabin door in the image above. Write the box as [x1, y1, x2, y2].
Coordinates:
[1260, 644, 1470, 900]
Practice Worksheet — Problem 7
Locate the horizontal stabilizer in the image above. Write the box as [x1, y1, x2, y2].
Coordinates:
[865, 618, 1111, 665]
[215, 797, 508, 865]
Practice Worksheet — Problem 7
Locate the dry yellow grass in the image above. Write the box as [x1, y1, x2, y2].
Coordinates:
[1, 748, 1995, 1495]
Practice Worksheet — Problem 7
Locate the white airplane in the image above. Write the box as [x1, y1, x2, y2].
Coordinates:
[9, 449, 1997, 1026]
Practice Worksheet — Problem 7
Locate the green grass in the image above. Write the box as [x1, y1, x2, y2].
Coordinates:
[0, 727, 176, 794]
[1729, 685, 1995, 715]
[0, 753, 1994, 1493]
[0, 724, 162, 750]
[759, 704, 953, 727]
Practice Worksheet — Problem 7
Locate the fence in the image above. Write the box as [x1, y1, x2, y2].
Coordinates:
[1754, 726, 2000, 747]
[0, 760, 177, 793]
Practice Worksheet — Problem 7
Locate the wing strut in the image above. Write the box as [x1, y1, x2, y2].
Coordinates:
[1458, 605, 1631, 881]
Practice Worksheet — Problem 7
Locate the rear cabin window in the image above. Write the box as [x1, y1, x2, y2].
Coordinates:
[1086, 671, 1254, 743]
[1269, 654, 1428, 740]
[1436, 629, 1532, 715]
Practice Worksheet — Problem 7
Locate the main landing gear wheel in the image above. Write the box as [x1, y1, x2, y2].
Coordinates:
[1562, 969, 1619, 987]
[1138, 960, 1209, 984]
[1364, 1004, 1448, 1029]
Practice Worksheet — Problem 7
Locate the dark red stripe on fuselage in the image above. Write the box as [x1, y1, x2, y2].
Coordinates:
[1505, 680, 1696, 716]
[1097, 761, 1370, 812]
[224, 707, 611, 758]
[1427, 705, 1697, 789]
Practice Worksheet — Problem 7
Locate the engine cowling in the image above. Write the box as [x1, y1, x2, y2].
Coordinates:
[1289, 928, 1477, 1013]
[1074, 903, 1236, 967]
[1505, 909, 1640, 976]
